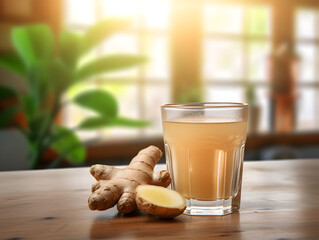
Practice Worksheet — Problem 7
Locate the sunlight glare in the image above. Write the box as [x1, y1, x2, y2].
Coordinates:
[102, 0, 141, 18]
[142, 0, 170, 29]
[102, 0, 169, 29]
[65, 0, 95, 26]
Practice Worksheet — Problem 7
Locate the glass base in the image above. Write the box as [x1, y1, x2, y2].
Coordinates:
[184, 198, 233, 216]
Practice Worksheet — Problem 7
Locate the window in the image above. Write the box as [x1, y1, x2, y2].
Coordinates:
[62, 1, 319, 141]
[295, 8, 319, 131]
[63, 0, 171, 140]
[203, 3, 272, 132]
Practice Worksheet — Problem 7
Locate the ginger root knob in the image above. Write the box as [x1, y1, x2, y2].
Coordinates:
[88, 145, 171, 213]
[135, 185, 186, 218]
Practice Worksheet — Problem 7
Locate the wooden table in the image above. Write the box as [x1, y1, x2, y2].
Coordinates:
[1, 159, 319, 240]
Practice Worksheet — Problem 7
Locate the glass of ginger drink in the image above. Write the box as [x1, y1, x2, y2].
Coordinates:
[161, 102, 248, 215]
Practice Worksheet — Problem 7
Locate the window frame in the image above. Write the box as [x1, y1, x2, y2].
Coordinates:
[294, 5, 319, 131]
[62, 0, 319, 159]
[64, 0, 171, 139]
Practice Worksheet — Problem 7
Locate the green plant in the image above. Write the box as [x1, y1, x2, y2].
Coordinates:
[176, 85, 203, 103]
[246, 82, 257, 106]
[0, 19, 148, 169]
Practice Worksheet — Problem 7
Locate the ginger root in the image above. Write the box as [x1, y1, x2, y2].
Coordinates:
[136, 185, 186, 218]
[88, 145, 171, 213]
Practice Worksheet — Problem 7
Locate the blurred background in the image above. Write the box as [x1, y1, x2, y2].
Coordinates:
[1, 0, 319, 170]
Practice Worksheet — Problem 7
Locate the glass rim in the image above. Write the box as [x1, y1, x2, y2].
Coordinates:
[161, 102, 248, 109]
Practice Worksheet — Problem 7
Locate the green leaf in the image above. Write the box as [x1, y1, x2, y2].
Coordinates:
[0, 86, 23, 128]
[73, 90, 118, 118]
[28, 62, 53, 103]
[48, 58, 73, 93]
[0, 54, 26, 76]
[0, 85, 17, 101]
[82, 18, 130, 54]
[11, 24, 54, 69]
[11, 28, 36, 69]
[51, 126, 86, 164]
[20, 94, 38, 123]
[28, 141, 39, 169]
[75, 54, 147, 81]
[111, 116, 150, 128]
[78, 116, 113, 129]
[59, 30, 83, 67]
[0, 105, 19, 128]
[78, 116, 150, 130]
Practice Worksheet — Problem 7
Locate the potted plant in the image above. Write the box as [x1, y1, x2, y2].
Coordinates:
[246, 82, 260, 134]
[0, 19, 148, 169]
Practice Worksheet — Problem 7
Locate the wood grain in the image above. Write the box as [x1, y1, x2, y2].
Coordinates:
[0, 159, 319, 239]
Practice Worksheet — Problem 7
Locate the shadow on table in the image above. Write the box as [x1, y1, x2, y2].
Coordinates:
[90, 210, 243, 239]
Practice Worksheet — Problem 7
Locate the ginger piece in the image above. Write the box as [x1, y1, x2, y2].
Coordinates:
[88, 145, 171, 213]
[136, 185, 186, 218]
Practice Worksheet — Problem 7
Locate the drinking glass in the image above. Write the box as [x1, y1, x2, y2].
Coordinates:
[161, 102, 248, 215]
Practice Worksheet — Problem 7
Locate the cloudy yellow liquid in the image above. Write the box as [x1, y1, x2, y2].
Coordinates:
[163, 120, 247, 201]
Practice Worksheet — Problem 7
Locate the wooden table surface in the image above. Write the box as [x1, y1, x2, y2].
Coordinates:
[1, 159, 319, 240]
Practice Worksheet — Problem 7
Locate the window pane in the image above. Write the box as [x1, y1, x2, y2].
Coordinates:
[296, 87, 319, 131]
[63, 0, 171, 140]
[296, 44, 316, 82]
[101, 83, 139, 118]
[142, 0, 170, 29]
[64, 83, 100, 140]
[64, 83, 140, 140]
[100, 33, 139, 78]
[97, 83, 140, 139]
[295, 9, 317, 39]
[204, 39, 243, 79]
[144, 36, 170, 80]
[64, 0, 95, 26]
[102, 0, 170, 29]
[205, 86, 244, 102]
[144, 84, 170, 136]
[101, 0, 141, 30]
[102, 33, 139, 54]
[248, 41, 271, 81]
[247, 6, 271, 36]
[101, 0, 141, 18]
[64, 104, 99, 140]
[256, 87, 270, 132]
[205, 86, 270, 132]
[203, 4, 243, 34]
